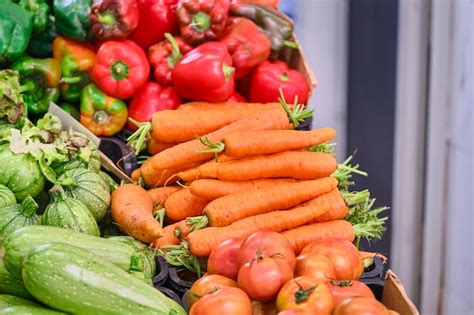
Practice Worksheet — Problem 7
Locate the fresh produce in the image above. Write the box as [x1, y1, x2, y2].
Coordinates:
[172, 42, 235, 102]
[0, 294, 63, 314]
[164, 188, 208, 222]
[148, 33, 192, 86]
[80, 83, 128, 136]
[0, 196, 39, 242]
[207, 238, 244, 280]
[237, 231, 295, 269]
[52, 36, 96, 103]
[227, 90, 247, 102]
[110, 184, 162, 243]
[57, 168, 110, 221]
[127, 81, 182, 130]
[188, 274, 238, 307]
[152, 219, 192, 248]
[27, 15, 57, 58]
[237, 249, 293, 301]
[329, 280, 375, 305]
[2, 225, 155, 281]
[177, 0, 230, 45]
[91, 39, 149, 99]
[147, 186, 181, 206]
[0, 185, 16, 208]
[129, 0, 177, 50]
[281, 220, 356, 255]
[189, 286, 252, 315]
[22, 243, 186, 314]
[276, 276, 335, 314]
[333, 296, 390, 315]
[10, 55, 61, 115]
[0, 260, 33, 300]
[41, 185, 100, 236]
[302, 189, 349, 223]
[13, 0, 49, 34]
[0, 1, 32, 65]
[219, 17, 271, 78]
[59, 102, 81, 120]
[250, 60, 310, 104]
[294, 253, 336, 283]
[139, 158, 201, 188]
[230, 3, 293, 58]
[90, 0, 139, 40]
[147, 138, 177, 155]
[300, 238, 364, 280]
[54, 0, 92, 42]
[178, 151, 336, 182]
[0, 70, 27, 129]
[231, 0, 279, 7]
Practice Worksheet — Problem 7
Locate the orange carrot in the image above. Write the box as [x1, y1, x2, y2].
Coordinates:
[141, 159, 201, 188]
[150, 110, 292, 171]
[281, 220, 355, 254]
[165, 188, 209, 222]
[203, 177, 338, 227]
[187, 202, 333, 257]
[147, 186, 181, 206]
[178, 151, 337, 182]
[177, 102, 283, 111]
[152, 220, 191, 248]
[300, 189, 349, 223]
[111, 184, 162, 243]
[131, 168, 141, 181]
[190, 178, 298, 200]
[148, 138, 177, 155]
[213, 128, 336, 158]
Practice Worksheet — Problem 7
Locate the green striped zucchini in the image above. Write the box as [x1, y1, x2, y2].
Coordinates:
[0, 294, 63, 314]
[23, 243, 185, 315]
[0, 185, 15, 208]
[0, 259, 34, 300]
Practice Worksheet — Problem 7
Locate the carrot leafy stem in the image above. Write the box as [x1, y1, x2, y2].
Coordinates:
[127, 118, 151, 155]
[308, 142, 336, 155]
[278, 89, 314, 128]
[186, 215, 209, 232]
[155, 243, 202, 276]
[332, 155, 367, 191]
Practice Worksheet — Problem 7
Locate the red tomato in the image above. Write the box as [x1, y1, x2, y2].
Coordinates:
[277, 309, 312, 315]
[295, 253, 336, 283]
[207, 238, 244, 280]
[188, 274, 238, 307]
[190, 286, 252, 315]
[237, 231, 296, 270]
[276, 276, 335, 315]
[329, 280, 375, 305]
[238, 255, 293, 302]
[301, 239, 363, 280]
[333, 296, 390, 315]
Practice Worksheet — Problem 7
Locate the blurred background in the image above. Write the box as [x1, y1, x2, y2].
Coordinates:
[280, 0, 473, 314]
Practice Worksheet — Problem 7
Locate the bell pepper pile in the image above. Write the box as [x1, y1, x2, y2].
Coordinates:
[0, 0, 311, 137]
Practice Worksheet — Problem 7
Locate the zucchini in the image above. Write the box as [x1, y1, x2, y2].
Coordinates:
[0, 196, 39, 243]
[2, 225, 154, 283]
[42, 186, 100, 236]
[0, 294, 63, 314]
[0, 185, 15, 208]
[23, 243, 186, 315]
[0, 259, 34, 300]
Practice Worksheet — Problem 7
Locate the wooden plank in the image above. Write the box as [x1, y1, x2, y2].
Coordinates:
[382, 270, 420, 315]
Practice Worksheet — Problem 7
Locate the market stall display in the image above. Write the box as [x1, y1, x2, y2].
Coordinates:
[0, 0, 419, 314]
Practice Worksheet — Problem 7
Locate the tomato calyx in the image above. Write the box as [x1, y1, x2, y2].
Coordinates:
[294, 282, 318, 304]
[331, 280, 354, 287]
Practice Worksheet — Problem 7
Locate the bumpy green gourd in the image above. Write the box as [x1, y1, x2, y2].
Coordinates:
[0, 294, 63, 314]
[0, 185, 16, 208]
[42, 185, 99, 236]
[0, 259, 34, 300]
[0, 196, 39, 242]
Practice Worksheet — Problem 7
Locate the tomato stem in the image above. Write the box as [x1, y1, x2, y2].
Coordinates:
[294, 282, 318, 304]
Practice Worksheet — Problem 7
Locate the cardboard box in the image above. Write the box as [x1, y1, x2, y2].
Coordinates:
[382, 270, 419, 315]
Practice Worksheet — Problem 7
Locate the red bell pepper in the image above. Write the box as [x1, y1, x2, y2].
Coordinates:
[230, 0, 279, 8]
[177, 0, 230, 46]
[129, 0, 178, 50]
[249, 60, 309, 104]
[219, 17, 271, 79]
[90, 0, 139, 40]
[127, 81, 182, 130]
[172, 42, 235, 102]
[148, 33, 192, 86]
[92, 39, 150, 99]
[227, 90, 247, 102]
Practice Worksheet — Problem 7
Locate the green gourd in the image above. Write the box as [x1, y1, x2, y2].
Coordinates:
[0, 294, 63, 314]
[0, 196, 39, 243]
[41, 185, 99, 236]
[0, 185, 16, 208]
[0, 259, 34, 300]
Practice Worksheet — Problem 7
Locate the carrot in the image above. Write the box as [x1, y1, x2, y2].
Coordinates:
[205, 128, 336, 158]
[178, 151, 337, 182]
[141, 159, 201, 188]
[152, 220, 191, 248]
[187, 202, 333, 256]
[148, 138, 177, 155]
[150, 110, 293, 171]
[165, 188, 209, 222]
[300, 189, 349, 223]
[131, 168, 141, 181]
[203, 177, 338, 227]
[281, 220, 355, 254]
[147, 186, 181, 206]
[190, 178, 298, 200]
[177, 101, 283, 111]
[111, 184, 162, 243]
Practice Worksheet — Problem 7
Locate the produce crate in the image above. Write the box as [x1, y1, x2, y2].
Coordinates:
[382, 270, 419, 314]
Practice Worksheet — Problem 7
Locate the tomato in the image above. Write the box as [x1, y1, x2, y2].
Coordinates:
[295, 253, 336, 283]
[277, 308, 312, 315]
[301, 239, 363, 280]
[276, 276, 335, 315]
[238, 253, 293, 302]
[251, 300, 277, 315]
[190, 286, 252, 315]
[329, 280, 375, 304]
[207, 238, 244, 280]
[333, 296, 390, 315]
[237, 231, 296, 270]
[188, 274, 238, 307]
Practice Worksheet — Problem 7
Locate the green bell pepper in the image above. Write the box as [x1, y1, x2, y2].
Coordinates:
[13, 0, 49, 34]
[0, 1, 33, 66]
[10, 56, 62, 116]
[26, 15, 57, 58]
[59, 102, 80, 120]
[54, 0, 92, 42]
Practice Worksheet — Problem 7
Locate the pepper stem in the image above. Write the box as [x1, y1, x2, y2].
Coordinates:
[20, 196, 39, 217]
[222, 63, 235, 82]
[191, 12, 211, 32]
[97, 12, 116, 26]
[93, 110, 109, 124]
[110, 61, 129, 81]
[279, 72, 290, 81]
[165, 33, 183, 68]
